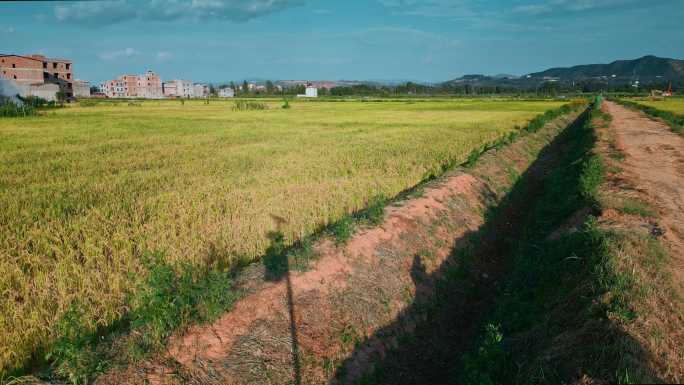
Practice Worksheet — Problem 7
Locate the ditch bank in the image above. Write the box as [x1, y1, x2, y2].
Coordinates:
[86, 104, 591, 385]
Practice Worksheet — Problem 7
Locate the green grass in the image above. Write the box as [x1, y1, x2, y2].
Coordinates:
[620, 199, 656, 218]
[0, 97, 569, 376]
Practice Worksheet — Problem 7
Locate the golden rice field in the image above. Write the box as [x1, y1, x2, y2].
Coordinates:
[630, 97, 684, 114]
[0, 98, 567, 372]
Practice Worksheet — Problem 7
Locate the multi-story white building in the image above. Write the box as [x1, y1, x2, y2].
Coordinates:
[193, 84, 209, 98]
[219, 87, 235, 98]
[162, 79, 193, 98]
[100, 79, 124, 98]
[297, 85, 318, 98]
[305, 86, 318, 98]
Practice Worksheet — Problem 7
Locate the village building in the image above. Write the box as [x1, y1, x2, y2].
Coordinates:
[193, 84, 209, 98]
[162, 79, 194, 98]
[136, 71, 163, 99]
[162, 81, 178, 98]
[176, 80, 194, 98]
[102, 71, 163, 99]
[0, 53, 78, 100]
[121, 75, 139, 98]
[219, 87, 235, 98]
[100, 79, 124, 98]
[73, 79, 91, 98]
[297, 84, 318, 98]
[0, 54, 44, 85]
[306, 86, 318, 98]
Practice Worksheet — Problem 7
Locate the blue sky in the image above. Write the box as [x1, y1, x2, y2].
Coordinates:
[1, 0, 682, 83]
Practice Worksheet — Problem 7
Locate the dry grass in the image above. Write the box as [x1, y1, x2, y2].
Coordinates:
[0, 98, 566, 373]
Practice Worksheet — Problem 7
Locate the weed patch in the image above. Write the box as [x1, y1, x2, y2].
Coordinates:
[42, 252, 239, 384]
[233, 100, 268, 110]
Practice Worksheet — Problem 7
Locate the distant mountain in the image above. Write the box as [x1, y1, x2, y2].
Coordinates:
[442, 56, 684, 91]
[527, 55, 684, 81]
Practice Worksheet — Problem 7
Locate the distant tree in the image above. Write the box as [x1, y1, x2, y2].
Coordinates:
[209, 84, 217, 96]
[89, 86, 99, 94]
[266, 80, 275, 94]
[242, 80, 249, 94]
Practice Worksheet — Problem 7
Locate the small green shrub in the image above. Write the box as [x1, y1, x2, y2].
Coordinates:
[129, 251, 238, 352]
[331, 217, 354, 244]
[233, 100, 268, 111]
[0, 98, 36, 117]
[361, 195, 387, 225]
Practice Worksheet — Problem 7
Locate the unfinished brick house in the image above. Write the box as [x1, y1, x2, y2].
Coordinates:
[0, 53, 76, 99]
[0, 55, 44, 84]
[121, 75, 139, 98]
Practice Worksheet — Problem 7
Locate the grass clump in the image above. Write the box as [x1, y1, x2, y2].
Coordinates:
[233, 100, 268, 111]
[620, 198, 656, 217]
[331, 217, 355, 244]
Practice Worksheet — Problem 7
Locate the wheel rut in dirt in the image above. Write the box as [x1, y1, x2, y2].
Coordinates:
[95, 109, 588, 385]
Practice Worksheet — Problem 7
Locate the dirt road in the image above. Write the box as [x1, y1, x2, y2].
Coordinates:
[603, 101, 684, 286]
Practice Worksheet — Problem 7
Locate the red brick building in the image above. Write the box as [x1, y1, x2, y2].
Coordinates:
[0, 55, 44, 85]
[121, 75, 139, 98]
[0, 53, 75, 98]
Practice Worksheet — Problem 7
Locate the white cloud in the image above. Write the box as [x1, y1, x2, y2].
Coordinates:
[156, 51, 173, 61]
[54, 0, 304, 25]
[513, 0, 652, 15]
[378, 0, 477, 18]
[98, 47, 140, 61]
